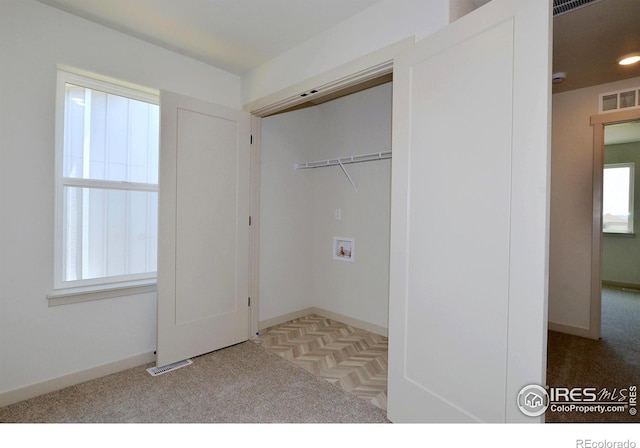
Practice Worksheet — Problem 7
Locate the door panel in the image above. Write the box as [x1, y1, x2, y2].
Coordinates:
[157, 91, 250, 367]
[388, 0, 551, 422]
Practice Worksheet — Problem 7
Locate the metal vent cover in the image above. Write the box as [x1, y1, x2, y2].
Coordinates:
[146, 358, 193, 376]
[553, 0, 602, 16]
[599, 88, 640, 113]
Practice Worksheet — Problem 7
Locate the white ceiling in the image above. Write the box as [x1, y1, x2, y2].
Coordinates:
[35, 0, 640, 92]
[35, 0, 384, 75]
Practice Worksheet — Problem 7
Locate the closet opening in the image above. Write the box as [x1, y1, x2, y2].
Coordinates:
[250, 74, 393, 410]
[256, 73, 392, 333]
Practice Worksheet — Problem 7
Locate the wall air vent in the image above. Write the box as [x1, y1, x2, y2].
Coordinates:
[146, 358, 193, 376]
[553, 0, 602, 16]
[599, 88, 640, 113]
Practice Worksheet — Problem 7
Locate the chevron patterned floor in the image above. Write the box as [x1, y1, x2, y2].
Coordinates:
[252, 314, 388, 411]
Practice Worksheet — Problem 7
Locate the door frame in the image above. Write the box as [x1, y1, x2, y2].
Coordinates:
[244, 38, 413, 336]
[590, 108, 640, 340]
[249, 115, 261, 338]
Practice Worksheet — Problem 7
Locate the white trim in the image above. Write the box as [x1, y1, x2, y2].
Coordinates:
[61, 178, 159, 192]
[548, 321, 594, 339]
[591, 121, 605, 340]
[257, 307, 387, 337]
[53, 68, 160, 291]
[60, 70, 159, 106]
[249, 116, 262, 338]
[54, 70, 66, 292]
[602, 280, 640, 290]
[590, 109, 640, 340]
[258, 308, 316, 331]
[57, 65, 160, 102]
[56, 270, 157, 291]
[250, 61, 392, 117]
[243, 37, 414, 117]
[0, 351, 155, 408]
[47, 279, 156, 306]
[310, 307, 388, 337]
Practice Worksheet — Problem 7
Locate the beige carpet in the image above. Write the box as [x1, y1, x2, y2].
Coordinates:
[10, 290, 635, 424]
[0, 340, 389, 423]
[545, 287, 640, 423]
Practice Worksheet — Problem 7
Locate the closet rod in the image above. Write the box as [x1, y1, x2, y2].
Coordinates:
[294, 150, 391, 170]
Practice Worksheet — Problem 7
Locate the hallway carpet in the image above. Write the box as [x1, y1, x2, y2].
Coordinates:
[545, 287, 640, 423]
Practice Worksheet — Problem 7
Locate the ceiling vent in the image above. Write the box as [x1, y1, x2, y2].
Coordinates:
[599, 88, 640, 113]
[553, 0, 602, 16]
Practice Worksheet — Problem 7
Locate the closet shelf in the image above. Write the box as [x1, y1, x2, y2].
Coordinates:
[294, 150, 391, 170]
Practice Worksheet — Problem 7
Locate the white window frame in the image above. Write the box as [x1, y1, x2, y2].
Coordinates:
[52, 68, 160, 297]
[603, 162, 635, 235]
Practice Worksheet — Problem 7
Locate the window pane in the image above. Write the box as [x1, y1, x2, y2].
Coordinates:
[603, 165, 632, 233]
[62, 187, 158, 282]
[63, 83, 159, 184]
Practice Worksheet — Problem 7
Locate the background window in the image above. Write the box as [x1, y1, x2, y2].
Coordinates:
[55, 70, 159, 288]
[603, 163, 634, 234]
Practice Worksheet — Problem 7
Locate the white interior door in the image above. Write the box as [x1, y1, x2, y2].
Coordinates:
[388, 0, 551, 422]
[157, 91, 250, 367]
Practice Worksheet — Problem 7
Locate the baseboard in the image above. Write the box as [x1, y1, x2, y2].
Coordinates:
[548, 321, 596, 340]
[258, 307, 388, 337]
[310, 307, 388, 337]
[0, 351, 156, 408]
[602, 280, 640, 291]
[258, 307, 316, 330]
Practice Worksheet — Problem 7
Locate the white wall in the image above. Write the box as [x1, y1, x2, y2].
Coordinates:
[258, 106, 321, 321]
[241, 0, 449, 105]
[259, 83, 392, 329]
[310, 84, 392, 329]
[0, 0, 240, 398]
[0, 0, 474, 403]
[549, 76, 640, 333]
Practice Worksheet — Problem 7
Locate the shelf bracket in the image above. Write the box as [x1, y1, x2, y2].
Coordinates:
[337, 159, 358, 192]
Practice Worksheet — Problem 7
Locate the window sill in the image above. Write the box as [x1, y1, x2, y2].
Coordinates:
[603, 232, 636, 238]
[47, 279, 157, 307]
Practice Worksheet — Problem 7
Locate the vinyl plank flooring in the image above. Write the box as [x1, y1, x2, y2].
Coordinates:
[253, 314, 388, 410]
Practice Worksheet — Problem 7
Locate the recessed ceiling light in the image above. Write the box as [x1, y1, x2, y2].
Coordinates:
[618, 53, 640, 66]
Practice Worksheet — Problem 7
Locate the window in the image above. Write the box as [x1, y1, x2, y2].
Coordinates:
[603, 163, 634, 234]
[54, 70, 160, 290]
